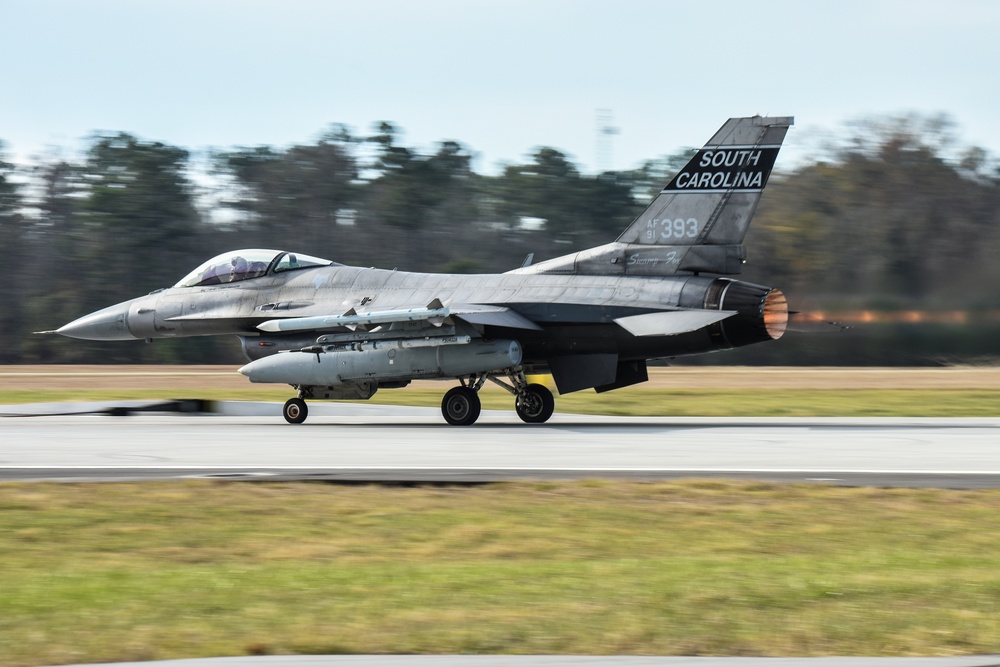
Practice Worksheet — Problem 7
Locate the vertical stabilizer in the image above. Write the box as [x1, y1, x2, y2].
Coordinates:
[514, 116, 793, 277]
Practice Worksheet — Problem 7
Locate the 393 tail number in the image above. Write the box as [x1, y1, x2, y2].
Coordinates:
[645, 218, 699, 241]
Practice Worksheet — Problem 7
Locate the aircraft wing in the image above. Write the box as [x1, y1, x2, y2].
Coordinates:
[257, 301, 734, 337]
[170, 294, 727, 339]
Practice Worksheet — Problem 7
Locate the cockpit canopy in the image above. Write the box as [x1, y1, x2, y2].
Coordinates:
[173, 249, 334, 288]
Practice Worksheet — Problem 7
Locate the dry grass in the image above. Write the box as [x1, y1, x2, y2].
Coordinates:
[5, 365, 1000, 393]
[4, 365, 1000, 416]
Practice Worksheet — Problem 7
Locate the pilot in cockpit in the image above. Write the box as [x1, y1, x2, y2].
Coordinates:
[230, 256, 248, 282]
[229, 255, 269, 282]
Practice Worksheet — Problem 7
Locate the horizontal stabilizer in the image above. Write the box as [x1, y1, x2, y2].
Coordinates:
[614, 310, 735, 337]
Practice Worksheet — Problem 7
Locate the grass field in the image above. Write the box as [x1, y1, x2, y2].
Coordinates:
[2, 365, 1000, 416]
[1, 366, 999, 664]
[2, 481, 1000, 665]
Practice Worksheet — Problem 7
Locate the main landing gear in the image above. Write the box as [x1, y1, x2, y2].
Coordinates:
[281, 367, 554, 426]
[440, 367, 555, 426]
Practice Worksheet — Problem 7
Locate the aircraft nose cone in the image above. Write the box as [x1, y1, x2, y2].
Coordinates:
[56, 301, 136, 340]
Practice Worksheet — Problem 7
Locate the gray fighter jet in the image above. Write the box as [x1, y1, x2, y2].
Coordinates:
[50, 116, 793, 425]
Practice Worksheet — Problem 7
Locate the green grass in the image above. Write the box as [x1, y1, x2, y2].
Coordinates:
[2, 481, 1000, 664]
[2, 387, 998, 416]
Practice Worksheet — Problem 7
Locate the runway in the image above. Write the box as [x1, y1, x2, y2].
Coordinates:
[2, 403, 999, 487]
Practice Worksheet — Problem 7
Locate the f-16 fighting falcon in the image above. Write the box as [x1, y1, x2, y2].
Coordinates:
[49, 116, 793, 425]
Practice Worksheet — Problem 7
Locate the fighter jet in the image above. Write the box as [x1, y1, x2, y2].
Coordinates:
[50, 116, 793, 425]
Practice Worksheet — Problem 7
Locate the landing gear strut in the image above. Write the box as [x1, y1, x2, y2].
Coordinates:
[440, 367, 555, 426]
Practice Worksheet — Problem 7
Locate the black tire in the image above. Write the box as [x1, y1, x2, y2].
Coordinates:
[441, 386, 481, 426]
[515, 383, 555, 424]
[283, 397, 308, 424]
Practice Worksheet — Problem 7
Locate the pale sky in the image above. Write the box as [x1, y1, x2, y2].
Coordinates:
[2, 0, 998, 174]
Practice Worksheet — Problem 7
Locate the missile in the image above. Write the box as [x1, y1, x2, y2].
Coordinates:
[239, 338, 522, 386]
[257, 304, 450, 333]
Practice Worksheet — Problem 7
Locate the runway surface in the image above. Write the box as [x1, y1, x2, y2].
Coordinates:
[3, 402, 999, 487]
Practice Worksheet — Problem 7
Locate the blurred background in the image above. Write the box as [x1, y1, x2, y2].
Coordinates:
[1, 0, 998, 366]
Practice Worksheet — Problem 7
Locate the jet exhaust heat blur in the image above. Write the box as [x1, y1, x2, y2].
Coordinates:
[49, 116, 793, 425]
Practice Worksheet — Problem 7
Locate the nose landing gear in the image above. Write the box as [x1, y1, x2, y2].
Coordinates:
[283, 397, 308, 424]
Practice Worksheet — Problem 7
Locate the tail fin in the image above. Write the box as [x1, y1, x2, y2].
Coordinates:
[514, 115, 793, 276]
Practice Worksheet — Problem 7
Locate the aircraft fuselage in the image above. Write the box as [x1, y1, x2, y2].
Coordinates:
[101, 265, 782, 368]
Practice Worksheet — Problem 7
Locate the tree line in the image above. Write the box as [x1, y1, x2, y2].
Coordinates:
[2, 114, 998, 365]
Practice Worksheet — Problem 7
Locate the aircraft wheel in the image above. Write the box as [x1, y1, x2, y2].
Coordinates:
[441, 386, 481, 426]
[515, 383, 555, 424]
[283, 397, 308, 424]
